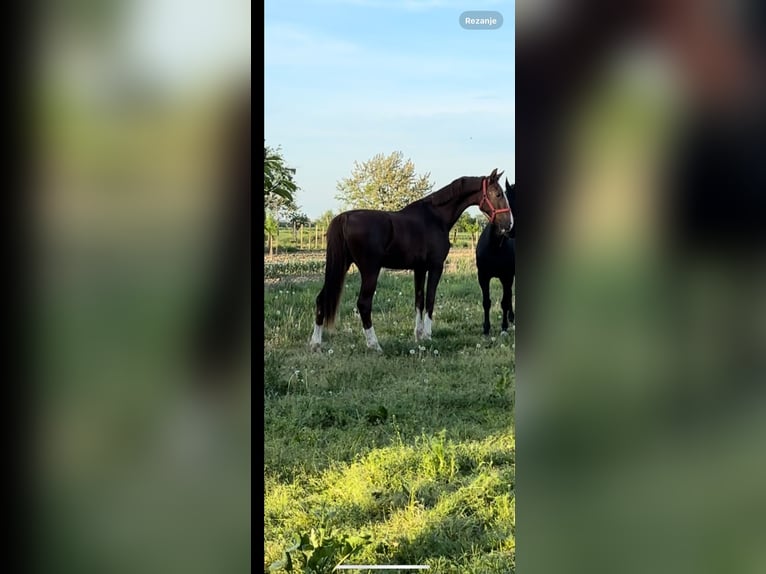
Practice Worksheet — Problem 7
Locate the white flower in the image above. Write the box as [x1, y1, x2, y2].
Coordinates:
[491, 336, 496, 342]
[433, 350, 439, 356]
[476, 343, 482, 349]
[328, 349, 334, 355]
[409, 349, 416, 355]
[276, 310, 281, 315]
[418, 345, 426, 351]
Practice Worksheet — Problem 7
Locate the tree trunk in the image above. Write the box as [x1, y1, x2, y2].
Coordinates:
[268, 235, 273, 256]
[315, 226, 319, 250]
[299, 225, 304, 249]
[275, 230, 279, 254]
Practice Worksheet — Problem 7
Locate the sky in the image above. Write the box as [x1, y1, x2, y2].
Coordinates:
[265, 0, 515, 219]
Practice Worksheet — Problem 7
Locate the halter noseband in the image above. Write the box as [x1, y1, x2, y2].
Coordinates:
[479, 178, 511, 224]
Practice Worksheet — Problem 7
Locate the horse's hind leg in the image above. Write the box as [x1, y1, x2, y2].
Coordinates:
[309, 287, 325, 351]
[414, 267, 426, 341]
[479, 271, 492, 335]
[358, 268, 383, 351]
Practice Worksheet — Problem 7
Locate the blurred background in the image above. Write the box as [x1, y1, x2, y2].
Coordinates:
[515, 0, 765, 573]
[25, 0, 250, 571]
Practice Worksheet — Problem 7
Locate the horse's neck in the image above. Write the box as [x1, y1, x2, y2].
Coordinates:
[442, 190, 482, 230]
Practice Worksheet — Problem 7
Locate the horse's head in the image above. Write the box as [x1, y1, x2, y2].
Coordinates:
[504, 178, 516, 238]
[479, 168, 514, 235]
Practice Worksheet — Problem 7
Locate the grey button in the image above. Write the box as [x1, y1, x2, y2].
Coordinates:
[459, 11, 503, 30]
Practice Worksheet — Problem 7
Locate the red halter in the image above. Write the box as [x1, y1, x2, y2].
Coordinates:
[479, 178, 511, 224]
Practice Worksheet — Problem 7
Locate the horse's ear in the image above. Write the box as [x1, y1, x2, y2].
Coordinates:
[505, 178, 512, 193]
[489, 168, 498, 181]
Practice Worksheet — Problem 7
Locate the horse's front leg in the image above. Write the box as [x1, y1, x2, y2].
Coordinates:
[357, 269, 383, 351]
[500, 273, 514, 335]
[423, 265, 444, 340]
[479, 271, 492, 336]
[413, 267, 426, 341]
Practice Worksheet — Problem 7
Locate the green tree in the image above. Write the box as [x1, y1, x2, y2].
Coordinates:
[264, 212, 279, 256]
[265, 143, 298, 204]
[335, 151, 433, 211]
[455, 213, 482, 247]
[316, 210, 335, 229]
[289, 211, 311, 240]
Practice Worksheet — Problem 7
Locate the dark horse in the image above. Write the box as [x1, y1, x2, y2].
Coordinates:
[309, 168, 513, 352]
[476, 179, 516, 335]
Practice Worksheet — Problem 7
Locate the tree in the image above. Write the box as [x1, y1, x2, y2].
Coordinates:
[289, 211, 311, 240]
[335, 151, 434, 211]
[316, 210, 335, 229]
[264, 212, 278, 256]
[455, 213, 483, 247]
[264, 143, 298, 204]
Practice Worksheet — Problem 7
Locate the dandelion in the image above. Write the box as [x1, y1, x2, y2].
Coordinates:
[500, 344, 506, 348]
[433, 350, 439, 356]
[491, 336, 496, 342]
[476, 343, 482, 349]
[418, 345, 426, 351]
[350, 344, 356, 350]
[276, 310, 281, 315]
[398, 292, 402, 296]
[409, 349, 416, 355]
[328, 349, 334, 356]
[294, 369, 300, 375]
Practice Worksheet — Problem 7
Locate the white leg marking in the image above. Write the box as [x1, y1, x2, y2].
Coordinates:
[423, 314, 433, 340]
[364, 327, 383, 352]
[309, 324, 323, 351]
[414, 309, 424, 340]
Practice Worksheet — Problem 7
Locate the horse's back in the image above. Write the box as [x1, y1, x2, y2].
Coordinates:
[339, 207, 446, 269]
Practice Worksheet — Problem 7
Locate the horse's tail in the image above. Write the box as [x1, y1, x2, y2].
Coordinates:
[320, 214, 349, 329]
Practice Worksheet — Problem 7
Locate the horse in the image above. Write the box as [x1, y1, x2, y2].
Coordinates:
[476, 179, 516, 336]
[309, 168, 513, 352]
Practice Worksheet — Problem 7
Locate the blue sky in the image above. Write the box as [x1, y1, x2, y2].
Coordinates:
[265, 0, 515, 218]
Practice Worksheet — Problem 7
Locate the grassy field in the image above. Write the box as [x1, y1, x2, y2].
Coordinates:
[264, 250, 515, 573]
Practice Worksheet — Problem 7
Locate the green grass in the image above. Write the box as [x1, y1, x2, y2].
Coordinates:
[264, 250, 515, 573]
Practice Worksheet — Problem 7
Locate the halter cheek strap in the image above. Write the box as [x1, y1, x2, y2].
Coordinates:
[479, 178, 511, 224]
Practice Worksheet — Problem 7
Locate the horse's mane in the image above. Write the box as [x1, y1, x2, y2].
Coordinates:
[416, 176, 479, 208]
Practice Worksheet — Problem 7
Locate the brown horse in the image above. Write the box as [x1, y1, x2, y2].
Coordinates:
[309, 168, 513, 352]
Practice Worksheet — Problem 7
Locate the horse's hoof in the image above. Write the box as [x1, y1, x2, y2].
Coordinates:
[368, 343, 383, 352]
[309, 342, 322, 352]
